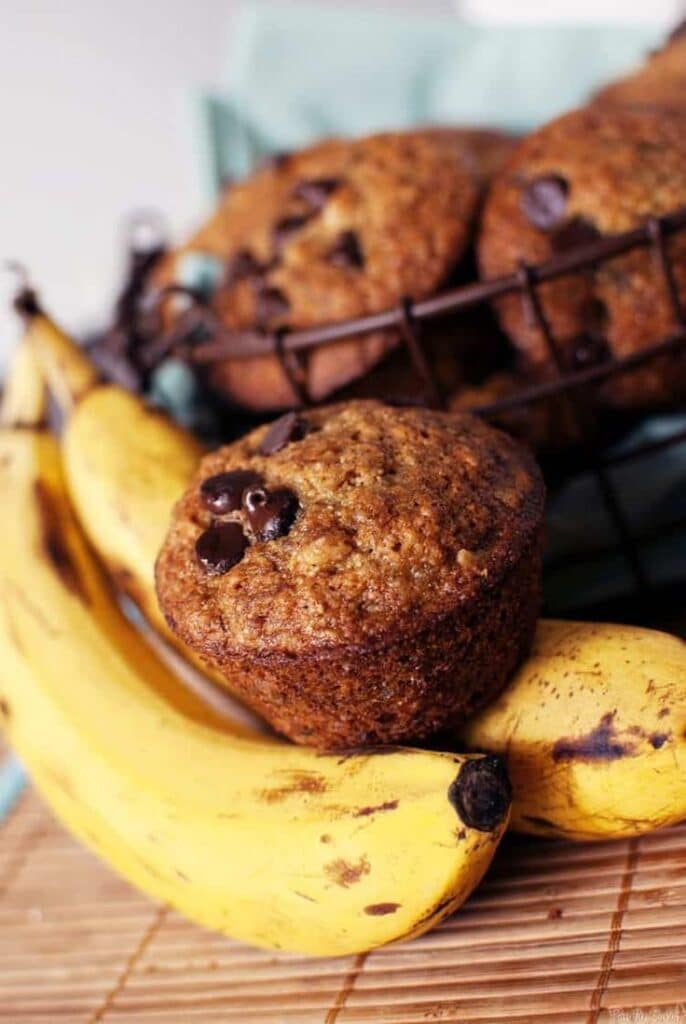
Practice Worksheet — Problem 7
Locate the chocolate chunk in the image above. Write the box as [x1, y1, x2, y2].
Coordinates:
[225, 249, 264, 287]
[253, 282, 290, 325]
[448, 755, 511, 833]
[292, 177, 341, 210]
[272, 214, 313, 252]
[521, 175, 569, 230]
[569, 333, 610, 369]
[243, 486, 300, 542]
[259, 411, 309, 455]
[195, 522, 248, 574]
[200, 469, 263, 514]
[550, 217, 600, 252]
[584, 296, 609, 333]
[326, 230, 364, 269]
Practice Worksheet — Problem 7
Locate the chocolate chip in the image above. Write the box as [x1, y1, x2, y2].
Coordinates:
[292, 177, 341, 210]
[225, 249, 264, 287]
[550, 217, 600, 252]
[243, 486, 300, 542]
[253, 282, 290, 325]
[326, 230, 364, 269]
[259, 411, 309, 455]
[195, 522, 248, 574]
[448, 756, 511, 833]
[584, 296, 609, 333]
[521, 175, 569, 230]
[272, 214, 312, 252]
[200, 469, 263, 514]
[569, 333, 611, 369]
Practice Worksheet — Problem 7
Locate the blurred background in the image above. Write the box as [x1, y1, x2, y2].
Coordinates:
[1, 0, 682, 364]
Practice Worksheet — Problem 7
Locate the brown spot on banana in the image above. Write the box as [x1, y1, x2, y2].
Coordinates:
[260, 771, 328, 802]
[552, 711, 635, 762]
[364, 902, 400, 916]
[324, 856, 370, 888]
[352, 800, 398, 818]
[33, 480, 89, 604]
[0, 698, 10, 720]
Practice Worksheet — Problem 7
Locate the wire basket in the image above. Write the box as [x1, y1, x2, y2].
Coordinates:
[103, 207, 686, 628]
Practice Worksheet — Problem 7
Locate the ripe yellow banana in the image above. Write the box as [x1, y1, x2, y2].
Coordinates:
[460, 618, 686, 841]
[21, 297, 203, 639]
[0, 338, 511, 955]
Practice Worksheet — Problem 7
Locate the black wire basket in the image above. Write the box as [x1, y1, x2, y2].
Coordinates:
[101, 207, 686, 631]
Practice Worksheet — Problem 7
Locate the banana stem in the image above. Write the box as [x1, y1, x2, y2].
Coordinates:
[0, 341, 47, 429]
[19, 292, 99, 415]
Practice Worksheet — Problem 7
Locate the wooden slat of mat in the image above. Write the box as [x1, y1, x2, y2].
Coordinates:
[1, 790, 685, 1023]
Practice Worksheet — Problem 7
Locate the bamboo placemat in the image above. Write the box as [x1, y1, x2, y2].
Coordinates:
[1, 768, 685, 1024]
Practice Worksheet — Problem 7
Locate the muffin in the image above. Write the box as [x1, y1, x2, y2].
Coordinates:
[448, 370, 584, 453]
[592, 26, 686, 113]
[478, 106, 686, 408]
[155, 130, 487, 412]
[155, 400, 545, 748]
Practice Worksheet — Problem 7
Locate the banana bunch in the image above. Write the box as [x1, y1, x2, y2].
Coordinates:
[461, 618, 686, 841]
[0, 315, 511, 956]
[28, 297, 686, 846]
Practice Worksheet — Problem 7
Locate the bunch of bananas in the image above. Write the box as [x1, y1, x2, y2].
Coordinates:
[1, 291, 685, 955]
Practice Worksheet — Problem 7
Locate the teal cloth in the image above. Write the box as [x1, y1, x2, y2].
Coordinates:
[193, 2, 663, 198]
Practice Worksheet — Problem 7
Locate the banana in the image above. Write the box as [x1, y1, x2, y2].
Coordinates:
[19, 293, 203, 640]
[0, 337, 511, 955]
[460, 618, 686, 841]
[18, 289, 244, 705]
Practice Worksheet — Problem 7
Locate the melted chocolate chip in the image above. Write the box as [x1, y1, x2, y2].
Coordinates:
[521, 175, 569, 230]
[225, 249, 265, 287]
[326, 230, 364, 269]
[259, 411, 309, 455]
[550, 217, 600, 252]
[253, 282, 291, 325]
[195, 522, 248, 574]
[448, 756, 511, 833]
[569, 333, 611, 369]
[292, 177, 341, 210]
[200, 469, 263, 514]
[243, 486, 300, 542]
[272, 214, 313, 252]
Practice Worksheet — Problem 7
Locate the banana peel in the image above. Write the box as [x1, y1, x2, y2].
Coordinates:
[461, 618, 686, 841]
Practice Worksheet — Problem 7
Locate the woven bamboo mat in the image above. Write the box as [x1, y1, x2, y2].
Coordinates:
[1, 773, 686, 1024]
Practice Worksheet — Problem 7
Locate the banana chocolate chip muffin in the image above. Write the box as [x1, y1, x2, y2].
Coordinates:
[479, 106, 686, 408]
[155, 400, 544, 748]
[156, 130, 482, 412]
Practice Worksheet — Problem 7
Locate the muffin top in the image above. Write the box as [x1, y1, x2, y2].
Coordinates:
[593, 31, 686, 112]
[155, 401, 544, 656]
[160, 130, 479, 333]
[478, 105, 686, 404]
[480, 106, 686, 257]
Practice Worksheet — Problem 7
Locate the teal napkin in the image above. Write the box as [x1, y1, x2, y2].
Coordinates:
[193, 1, 662, 199]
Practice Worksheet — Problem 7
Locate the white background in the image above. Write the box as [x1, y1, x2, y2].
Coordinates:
[0, 0, 682, 363]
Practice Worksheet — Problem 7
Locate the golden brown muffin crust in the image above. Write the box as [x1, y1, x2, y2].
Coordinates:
[478, 106, 686, 407]
[156, 401, 542, 654]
